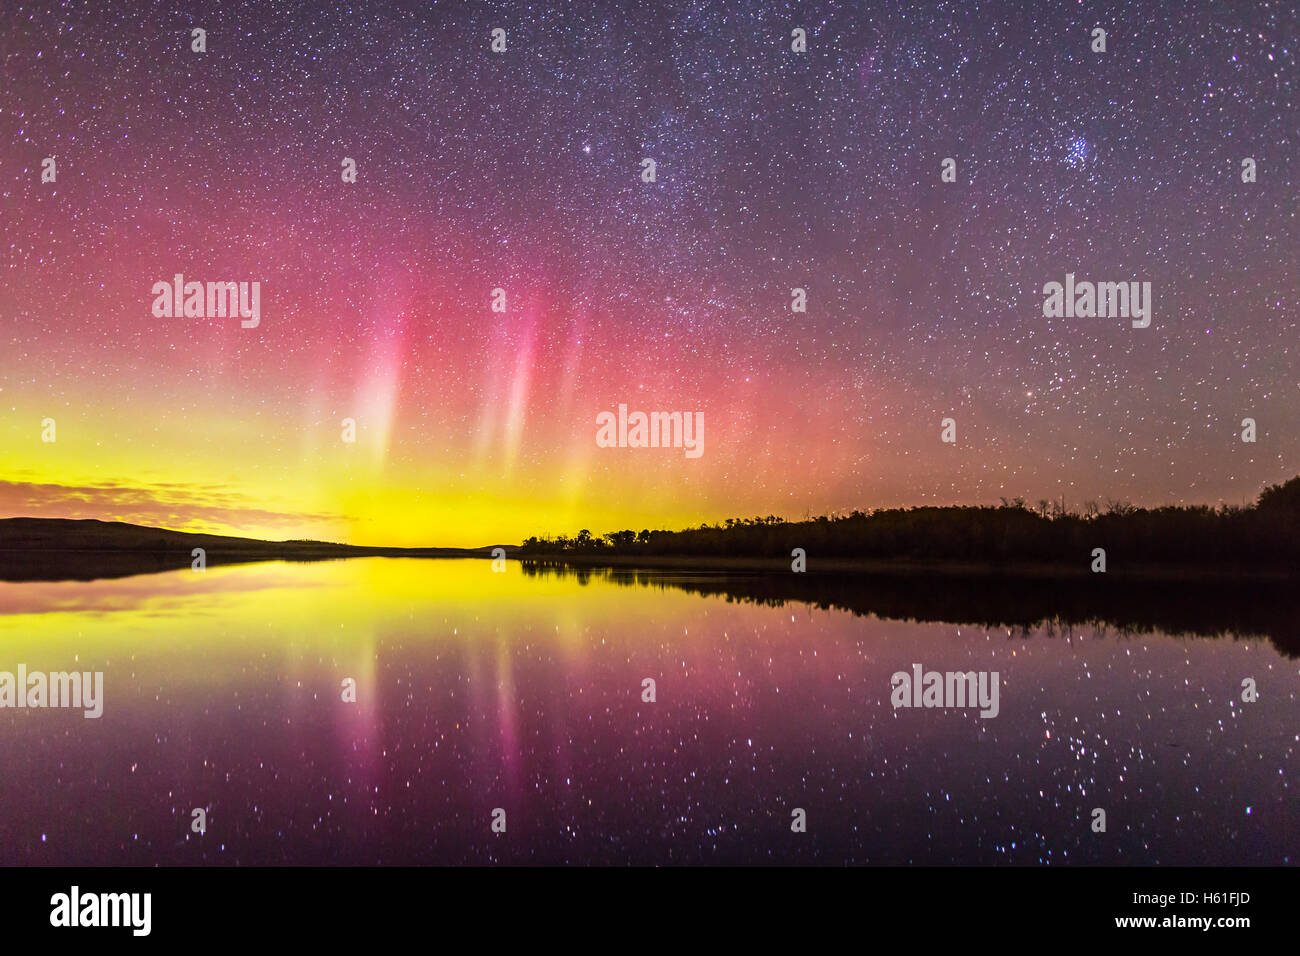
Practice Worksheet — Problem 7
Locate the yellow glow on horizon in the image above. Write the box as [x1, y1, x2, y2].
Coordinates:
[1, 388, 726, 547]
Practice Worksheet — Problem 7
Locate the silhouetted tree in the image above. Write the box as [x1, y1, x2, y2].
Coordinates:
[514, 477, 1300, 569]
[1259, 476, 1300, 513]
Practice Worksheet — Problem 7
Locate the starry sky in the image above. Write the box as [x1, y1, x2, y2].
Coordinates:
[3, 0, 1297, 546]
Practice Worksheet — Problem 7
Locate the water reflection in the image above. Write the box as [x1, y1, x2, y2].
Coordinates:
[520, 561, 1300, 659]
[0, 559, 1293, 865]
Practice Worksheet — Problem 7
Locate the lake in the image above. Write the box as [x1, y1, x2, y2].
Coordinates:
[0, 558, 1294, 865]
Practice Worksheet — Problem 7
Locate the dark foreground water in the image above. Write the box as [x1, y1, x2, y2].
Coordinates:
[0, 558, 1294, 865]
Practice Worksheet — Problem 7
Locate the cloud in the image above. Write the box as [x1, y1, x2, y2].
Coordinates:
[0, 479, 345, 535]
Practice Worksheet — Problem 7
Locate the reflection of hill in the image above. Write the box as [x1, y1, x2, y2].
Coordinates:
[0, 518, 507, 582]
[519, 562, 1300, 659]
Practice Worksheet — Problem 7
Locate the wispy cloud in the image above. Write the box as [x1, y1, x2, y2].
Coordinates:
[0, 480, 344, 535]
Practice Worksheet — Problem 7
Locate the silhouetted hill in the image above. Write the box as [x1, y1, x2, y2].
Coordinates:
[0, 518, 513, 581]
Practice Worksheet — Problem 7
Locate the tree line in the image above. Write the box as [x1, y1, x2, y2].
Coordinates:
[518, 476, 1300, 567]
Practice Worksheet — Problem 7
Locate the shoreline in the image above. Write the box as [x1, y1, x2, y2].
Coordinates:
[1, 515, 1296, 583]
[2, 548, 1296, 584]
[515, 552, 1300, 581]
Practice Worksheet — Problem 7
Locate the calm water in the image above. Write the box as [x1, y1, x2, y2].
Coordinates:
[0, 558, 1294, 865]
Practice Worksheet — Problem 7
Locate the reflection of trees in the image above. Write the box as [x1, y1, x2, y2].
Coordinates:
[518, 561, 1300, 659]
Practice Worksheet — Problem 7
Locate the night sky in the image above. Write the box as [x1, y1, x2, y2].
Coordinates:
[3, 0, 1296, 546]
